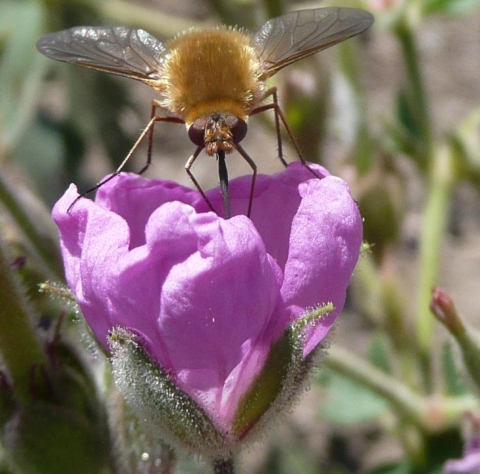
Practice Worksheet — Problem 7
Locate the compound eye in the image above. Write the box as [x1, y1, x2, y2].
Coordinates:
[188, 119, 207, 147]
[226, 116, 248, 144]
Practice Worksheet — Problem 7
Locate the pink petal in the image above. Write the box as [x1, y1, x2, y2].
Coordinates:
[280, 176, 363, 357]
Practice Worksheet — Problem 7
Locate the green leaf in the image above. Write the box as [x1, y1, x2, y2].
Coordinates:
[368, 335, 393, 374]
[0, 0, 48, 153]
[319, 369, 388, 424]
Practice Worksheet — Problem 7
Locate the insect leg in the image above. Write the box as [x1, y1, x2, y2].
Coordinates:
[139, 100, 160, 175]
[235, 144, 257, 218]
[68, 109, 184, 213]
[250, 89, 321, 180]
[185, 146, 217, 214]
[140, 100, 184, 174]
[250, 87, 286, 166]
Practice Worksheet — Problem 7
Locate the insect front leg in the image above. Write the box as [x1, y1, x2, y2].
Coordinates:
[185, 146, 217, 215]
[235, 144, 257, 218]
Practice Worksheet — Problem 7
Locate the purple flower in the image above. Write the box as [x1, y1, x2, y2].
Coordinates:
[52, 162, 362, 434]
[445, 434, 480, 474]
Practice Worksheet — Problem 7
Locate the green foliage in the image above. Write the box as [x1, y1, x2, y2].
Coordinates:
[368, 335, 393, 375]
[424, 0, 480, 14]
[319, 368, 389, 424]
[0, 1, 47, 155]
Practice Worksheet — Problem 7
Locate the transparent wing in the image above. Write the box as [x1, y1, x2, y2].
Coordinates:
[251, 7, 374, 80]
[36, 27, 167, 83]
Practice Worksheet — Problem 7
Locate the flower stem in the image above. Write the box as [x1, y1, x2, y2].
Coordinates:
[325, 345, 425, 428]
[395, 21, 433, 169]
[212, 455, 235, 474]
[0, 239, 46, 403]
[414, 146, 456, 387]
[326, 345, 478, 432]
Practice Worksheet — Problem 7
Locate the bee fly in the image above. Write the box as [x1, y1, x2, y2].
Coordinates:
[37, 7, 373, 218]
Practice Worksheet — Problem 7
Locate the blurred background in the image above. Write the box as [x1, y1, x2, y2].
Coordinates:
[2, 0, 480, 472]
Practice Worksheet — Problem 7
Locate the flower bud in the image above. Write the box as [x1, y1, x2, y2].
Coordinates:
[431, 287, 480, 392]
[355, 161, 405, 259]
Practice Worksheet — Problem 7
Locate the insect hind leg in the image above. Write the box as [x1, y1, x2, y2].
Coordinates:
[250, 87, 322, 180]
[67, 114, 158, 213]
[138, 100, 185, 174]
[250, 87, 287, 167]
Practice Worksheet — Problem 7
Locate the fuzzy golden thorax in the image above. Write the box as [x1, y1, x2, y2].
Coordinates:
[158, 28, 263, 126]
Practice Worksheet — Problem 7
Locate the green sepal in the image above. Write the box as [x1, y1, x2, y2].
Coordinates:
[109, 328, 227, 457]
[231, 326, 302, 438]
[38, 281, 79, 308]
[232, 303, 334, 439]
